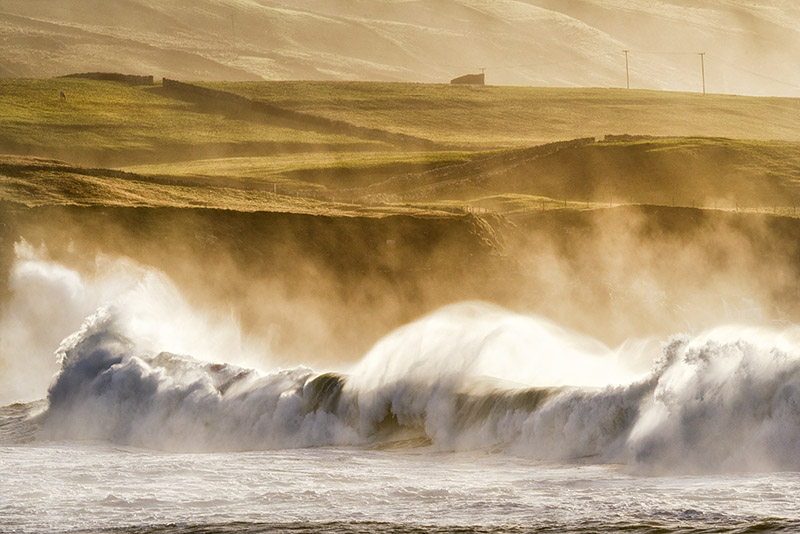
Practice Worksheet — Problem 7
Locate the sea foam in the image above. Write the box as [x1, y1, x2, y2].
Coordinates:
[6, 248, 800, 474]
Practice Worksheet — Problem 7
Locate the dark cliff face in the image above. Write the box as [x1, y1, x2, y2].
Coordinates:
[0, 204, 505, 364]
[2, 202, 799, 365]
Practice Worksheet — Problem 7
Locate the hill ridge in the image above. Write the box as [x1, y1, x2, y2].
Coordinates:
[161, 79, 438, 150]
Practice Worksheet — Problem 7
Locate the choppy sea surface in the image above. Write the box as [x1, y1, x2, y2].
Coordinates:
[4, 440, 800, 534]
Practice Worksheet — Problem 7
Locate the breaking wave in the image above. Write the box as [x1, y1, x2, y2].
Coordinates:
[4, 248, 800, 475]
[29, 300, 800, 475]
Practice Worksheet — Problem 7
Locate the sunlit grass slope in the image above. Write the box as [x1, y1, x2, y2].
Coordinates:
[0, 79, 384, 166]
[0, 156, 332, 213]
[6, 136, 800, 217]
[203, 82, 800, 148]
[364, 137, 800, 212]
[125, 151, 486, 190]
[3, 78, 800, 217]
[0, 156, 466, 217]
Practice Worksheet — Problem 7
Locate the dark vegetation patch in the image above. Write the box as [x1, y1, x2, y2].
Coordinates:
[58, 72, 154, 86]
[2, 202, 799, 364]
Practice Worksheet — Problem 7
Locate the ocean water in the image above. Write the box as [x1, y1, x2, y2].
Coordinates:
[3, 247, 800, 533]
[4, 439, 800, 533]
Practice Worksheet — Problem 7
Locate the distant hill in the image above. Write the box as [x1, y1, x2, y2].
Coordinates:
[4, 79, 799, 171]
[204, 81, 800, 147]
[0, 78, 384, 167]
[1, 0, 799, 96]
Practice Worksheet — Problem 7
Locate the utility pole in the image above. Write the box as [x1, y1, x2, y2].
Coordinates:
[623, 50, 630, 89]
[698, 52, 706, 95]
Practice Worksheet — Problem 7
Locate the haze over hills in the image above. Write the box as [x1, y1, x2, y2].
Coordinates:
[1, 0, 799, 96]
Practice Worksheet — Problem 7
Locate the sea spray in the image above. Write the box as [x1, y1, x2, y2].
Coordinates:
[34, 298, 800, 474]
[7, 251, 800, 474]
[41, 304, 359, 450]
[349, 301, 645, 389]
[0, 242, 270, 405]
[627, 326, 800, 473]
[0, 241, 143, 404]
[38, 299, 647, 452]
[344, 301, 651, 451]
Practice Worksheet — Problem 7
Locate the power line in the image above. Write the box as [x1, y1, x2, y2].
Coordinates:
[444, 50, 612, 71]
[706, 53, 800, 90]
[629, 50, 698, 56]
[444, 48, 800, 94]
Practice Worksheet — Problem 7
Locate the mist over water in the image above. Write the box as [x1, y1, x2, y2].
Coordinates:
[3, 244, 800, 477]
[0, 241, 269, 406]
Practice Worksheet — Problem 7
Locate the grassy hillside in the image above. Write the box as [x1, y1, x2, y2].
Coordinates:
[363, 137, 800, 211]
[125, 151, 485, 191]
[0, 156, 329, 213]
[203, 82, 800, 148]
[0, 155, 473, 216]
[3, 78, 800, 216]
[6, 135, 800, 218]
[0, 78, 384, 166]
[4, 78, 800, 168]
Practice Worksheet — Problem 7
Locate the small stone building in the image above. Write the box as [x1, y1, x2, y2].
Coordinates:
[450, 73, 485, 85]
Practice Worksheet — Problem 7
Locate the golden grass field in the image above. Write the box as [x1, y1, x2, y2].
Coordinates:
[2, 78, 799, 214]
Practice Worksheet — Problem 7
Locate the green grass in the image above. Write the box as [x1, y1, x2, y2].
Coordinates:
[0, 156, 452, 217]
[359, 136, 800, 210]
[6, 136, 800, 217]
[124, 150, 486, 190]
[4, 78, 800, 216]
[202, 81, 800, 148]
[0, 79, 383, 164]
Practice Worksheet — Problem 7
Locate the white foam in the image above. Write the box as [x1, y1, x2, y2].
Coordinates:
[7, 250, 800, 474]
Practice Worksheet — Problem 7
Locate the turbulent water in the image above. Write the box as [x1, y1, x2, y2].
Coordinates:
[3, 246, 800, 532]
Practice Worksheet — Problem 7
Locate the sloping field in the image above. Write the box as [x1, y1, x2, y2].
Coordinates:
[3, 78, 800, 216]
[203, 82, 800, 148]
[0, 156, 328, 213]
[0, 78, 384, 167]
[364, 137, 800, 210]
[4, 78, 800, 171]
[125, 151, 484, 191]
[6, 135, 800, 218]
[0, 155, 470, 216]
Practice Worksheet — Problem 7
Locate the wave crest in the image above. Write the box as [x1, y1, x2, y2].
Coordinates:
[18, 296, 800, 474]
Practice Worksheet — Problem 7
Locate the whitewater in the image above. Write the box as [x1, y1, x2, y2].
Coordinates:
[3, 245, 800, 533]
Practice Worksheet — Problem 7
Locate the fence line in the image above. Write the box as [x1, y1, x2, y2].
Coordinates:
[300, 194, 799, 218]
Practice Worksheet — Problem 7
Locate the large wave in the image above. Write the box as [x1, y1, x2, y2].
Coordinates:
[33, 300, 800, 475]
[4, 248, 800, 474]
